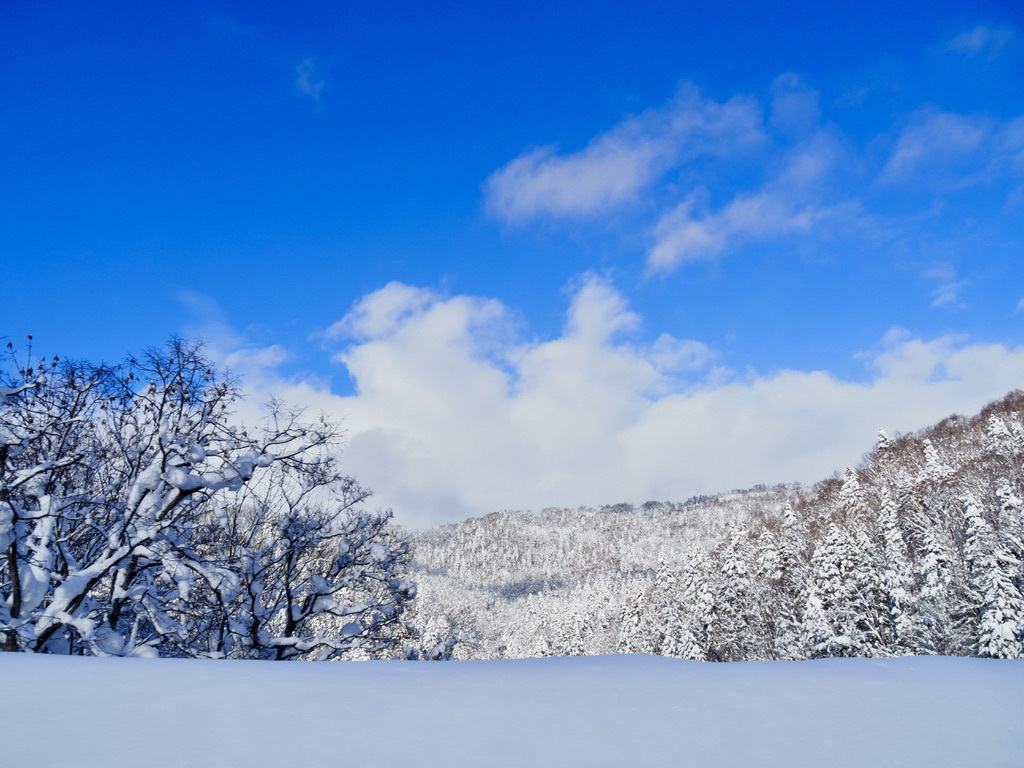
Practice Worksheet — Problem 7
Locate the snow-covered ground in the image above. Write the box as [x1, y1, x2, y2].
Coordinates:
[3, 654, 1022, 767]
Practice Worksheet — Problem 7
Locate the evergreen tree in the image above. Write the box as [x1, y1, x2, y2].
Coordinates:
[838, 466, 868, 522]
[876, 488, 915, 653]
[968, 492, 1024, 658]
[877, 428, 891, 453]
[800, 587, 834, 659]
[616, 582, 648, 654]
[772, 503, 809, 659]
[679, 553, 715, 661]
[803, 524, 874, 657]
[652, 558, 687, 658]
[920, 438, 953, 485]
[713, 526, 755, 660]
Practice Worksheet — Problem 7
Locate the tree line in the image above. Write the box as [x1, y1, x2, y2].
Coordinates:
[409, 393, 1024, 661]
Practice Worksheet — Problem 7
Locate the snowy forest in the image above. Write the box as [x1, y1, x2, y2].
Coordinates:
[3, 338, 1023, 663]
[407, 394, 1024, 662]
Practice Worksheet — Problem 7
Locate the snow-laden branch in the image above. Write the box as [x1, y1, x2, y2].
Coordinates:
[1, 339, 416, 658]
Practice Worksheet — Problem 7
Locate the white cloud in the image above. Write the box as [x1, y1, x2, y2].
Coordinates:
[878, 109, 1024, 190]
[295, 57, 326, 99]
[646, 131, 852, 270]
[647, 187, 819, 269]
[486, 67, 1024, 277]
[648, 334, 713, 375]
[484, 141, 659, 220]
[923, 264, 968, 309]
[485, 74, 864, 273]
[325, 282, 438, 341]
[483, 84, 764, 221]
[878, 110, 991, 187]
[946, 25, 1015, 58]
[222, 344, 290, 374]
[229, 279, 1024, 529]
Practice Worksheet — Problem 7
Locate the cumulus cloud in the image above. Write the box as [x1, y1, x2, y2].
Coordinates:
[325, 282, 438, 341]
[225, 278, 1024, 529]
[483, 84, 764, 221]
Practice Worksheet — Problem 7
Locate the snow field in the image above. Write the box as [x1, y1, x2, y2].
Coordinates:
[2, 653, 1022, 767]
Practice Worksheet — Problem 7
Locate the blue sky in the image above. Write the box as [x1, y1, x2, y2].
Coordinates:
[4, 1, 1024, 525]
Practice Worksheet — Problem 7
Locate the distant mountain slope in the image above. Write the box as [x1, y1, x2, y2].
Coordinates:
[406, 390, 1024, 660]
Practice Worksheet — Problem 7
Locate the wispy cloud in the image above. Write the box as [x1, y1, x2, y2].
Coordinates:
[487, 74, 874, 273]
[946, 25, 1015, 58]
[485, 73, 871, 274]
[177, 290, 290, 385]
[295, 57, 327, 100]
[485, 57, 1024, 277]
[878, 109, 1024, 190]
[878, 110, 991, 188]
[647, 188, 818, 269]
[769, 72, 821, 137]
[646, 128, 856, 270]
[483, 84, 764, 221]
[924, 264, 968, 309]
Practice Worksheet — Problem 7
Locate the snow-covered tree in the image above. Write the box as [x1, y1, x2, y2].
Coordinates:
[712, 525, 756, 660]
[875, 489, 915, 653]
[838, 466, 867, 519]
[801, 523, 882, 657]
[678, 551, 716, 661]
[0, 339, 415, 658]
[877, 428, 891, 453]
[965, 493, 1024, 658]
[616, 580, 651, 654]
[920, 439, 953, 486]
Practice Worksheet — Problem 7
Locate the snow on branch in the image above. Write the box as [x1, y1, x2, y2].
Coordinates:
[0, 339, 416, 659]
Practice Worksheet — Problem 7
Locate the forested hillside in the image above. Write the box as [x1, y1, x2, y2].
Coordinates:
[407, 391, 1024, 661]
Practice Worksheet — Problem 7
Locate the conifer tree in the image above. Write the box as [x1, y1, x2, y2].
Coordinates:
[616, 582, 648, 654]
[713, 526, 756, 660]
[803, 524, 865, 656]
[877, 428, 891, 453]
[876, 488, 915, 653]
[679, 553, 715, 661]
[921, 438, 953, 485]
[969, 491, 1024, 658]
